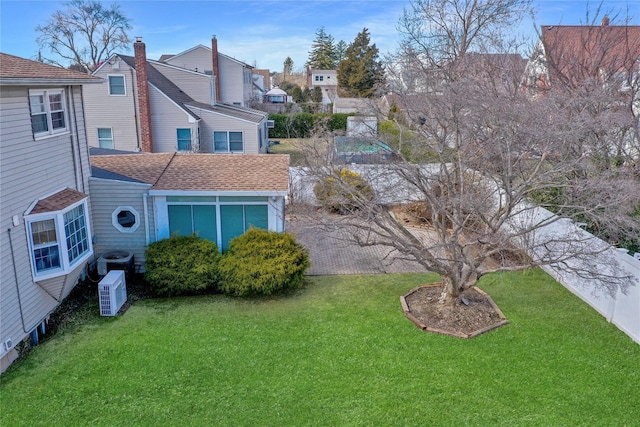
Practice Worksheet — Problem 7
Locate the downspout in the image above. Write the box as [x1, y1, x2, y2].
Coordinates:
[7, 228, 28, 334]
[143, 193, 150, 245]
[67, 86, 81, 192]
[70, 85, 87, 193]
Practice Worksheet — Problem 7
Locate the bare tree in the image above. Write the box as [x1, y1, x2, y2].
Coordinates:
[297, 0, 639, 306]
[36, 0, 132, 73]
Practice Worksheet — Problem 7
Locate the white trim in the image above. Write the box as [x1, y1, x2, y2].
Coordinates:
[149, 190, 287, 197]
[29, 88, 70, 139]
[25, 198, 94, 282]
[107, 74, 126, 96]
[112, 206, 141, 233]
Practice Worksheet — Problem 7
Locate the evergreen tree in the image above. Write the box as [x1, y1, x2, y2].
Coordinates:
[333, 40, 347, 64]
[291, 85, 304, 102]
[283, 56, 293, 81]
[307, 27, 336, 69]
[312, 86, 323, 103]
[337, 28, 385, 98]
[302, 87, 311, 102]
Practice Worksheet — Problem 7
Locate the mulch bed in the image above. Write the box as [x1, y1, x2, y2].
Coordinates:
[401, 283, 508, 338]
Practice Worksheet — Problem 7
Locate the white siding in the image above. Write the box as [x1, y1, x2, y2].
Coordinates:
[89, 178, 153, 268]
[84, 59, 140, 151]
[1, 84, 93, 366]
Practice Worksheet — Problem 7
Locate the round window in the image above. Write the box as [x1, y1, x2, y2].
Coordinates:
[112, 206, 140, 233]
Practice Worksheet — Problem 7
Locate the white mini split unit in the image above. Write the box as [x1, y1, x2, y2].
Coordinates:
[98, 270, 127, 316]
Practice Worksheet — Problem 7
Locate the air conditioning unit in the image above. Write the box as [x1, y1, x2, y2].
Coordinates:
[98, 270, 127, 316]
[97, 250, 134, 276]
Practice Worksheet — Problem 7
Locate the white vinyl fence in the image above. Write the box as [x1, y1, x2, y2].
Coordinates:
[511, 207, 640, 345]
[290, 166, 640, 344]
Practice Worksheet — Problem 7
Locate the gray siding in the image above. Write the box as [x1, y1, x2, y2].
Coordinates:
[164, 46, 212, 74]
[148, 86, 199, 152]
[186, 106, 260, 154]
[84, 60, 140, 151]
[152, 62, 213, 104]
[89, 178, 154, 268]
[1, 84, 93, 364]
[219, 58, 245, 106]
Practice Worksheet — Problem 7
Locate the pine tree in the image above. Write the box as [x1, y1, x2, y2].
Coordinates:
[333, 40, 347, 64]
[283, 57, 293, 81]
[307, 27, 336, 69]
[337, 28, 385, 98]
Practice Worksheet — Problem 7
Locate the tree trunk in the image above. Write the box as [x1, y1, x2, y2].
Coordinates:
[439, 270, 478, 306]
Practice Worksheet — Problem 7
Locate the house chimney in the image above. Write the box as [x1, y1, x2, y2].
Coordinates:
[212, 35, 221, 104]
[602, 15, 610, 26]
[134, 36, 153, 152]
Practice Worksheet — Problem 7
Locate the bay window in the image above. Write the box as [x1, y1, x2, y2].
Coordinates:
[26, 197, 93, 280]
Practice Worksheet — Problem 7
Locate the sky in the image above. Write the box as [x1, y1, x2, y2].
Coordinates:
[1, 0, 638, 72]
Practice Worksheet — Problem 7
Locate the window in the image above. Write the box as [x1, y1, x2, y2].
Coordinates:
[177, 128, 192, 151]
[27, 199, 92, 280]
[108, 75, 125, 95]
[97, 128, 114, 149]
[29, 89, 67, 137]
[315, 75, 324, 82]
[112, 206, 140, 233]
[214, 131, 243, 153]
[220, 204, 268, 250]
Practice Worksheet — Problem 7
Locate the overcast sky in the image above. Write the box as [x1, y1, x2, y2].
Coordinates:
[1, 0, 637, 72]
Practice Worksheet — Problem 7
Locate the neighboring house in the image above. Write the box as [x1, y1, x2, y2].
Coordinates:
[83, 37, 269, 154]
[524, 19, 640, 94]
[332, 97, 378, 115]
[0, 53, 101, 372]
[160, 37, 254, 107]
[524, 19, 640, 156]
[89, 151, 289, 265]
[307, 68, 338, 105]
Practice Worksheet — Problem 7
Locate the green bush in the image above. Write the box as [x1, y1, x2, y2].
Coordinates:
[313, 168, 374, 214]
[218, 229, 310, 297]
[268, 113, 352, 138]
[144, 235, 221, 297]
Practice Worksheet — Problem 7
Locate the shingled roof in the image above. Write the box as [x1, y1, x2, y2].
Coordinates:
[0, 52, 102, 85]
[540, 23, 640, 86]
[117, 55, 266, 123]
[91, 153, 289, 193]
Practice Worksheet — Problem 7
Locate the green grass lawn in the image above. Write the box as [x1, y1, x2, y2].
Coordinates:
[268, 138, 306, 166]
[2, 270, 639, 426]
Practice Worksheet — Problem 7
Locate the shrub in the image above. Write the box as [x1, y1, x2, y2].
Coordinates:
[218, 229, 310, 297]
[144, 235, 221, 297]
[313, 168, 374, 213]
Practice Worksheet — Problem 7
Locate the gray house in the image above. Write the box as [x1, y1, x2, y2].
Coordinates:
[83, 37, 269, 154]
[90, 151, 289, 269]
[0, 53, 101, 372]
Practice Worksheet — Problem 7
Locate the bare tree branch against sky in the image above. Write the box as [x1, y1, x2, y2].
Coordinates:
[1, 1, 637, 71]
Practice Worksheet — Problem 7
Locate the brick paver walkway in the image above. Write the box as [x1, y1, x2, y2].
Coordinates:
[286, 216, 427, 276]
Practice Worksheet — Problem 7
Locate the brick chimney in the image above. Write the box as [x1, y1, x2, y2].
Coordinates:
[212, 35, 221, 104]
[134, 36, 153, 152]
[601, 15, 610, 26]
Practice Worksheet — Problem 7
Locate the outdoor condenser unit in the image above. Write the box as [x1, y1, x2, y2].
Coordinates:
[98, 270, 127, 316]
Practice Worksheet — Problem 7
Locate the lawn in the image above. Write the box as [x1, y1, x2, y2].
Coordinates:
[1, 270, 639, 426]
[268, 138, 306, 166]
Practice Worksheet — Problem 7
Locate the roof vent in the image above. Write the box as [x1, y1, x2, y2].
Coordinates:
[601, 15, 610, 26]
